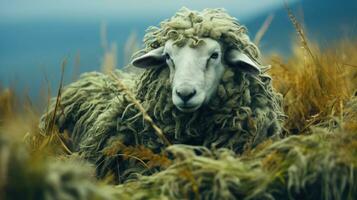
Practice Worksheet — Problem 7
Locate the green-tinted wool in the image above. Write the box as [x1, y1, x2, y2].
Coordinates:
[40, 64, 284, 182]
[112, 128, 357, 200]
[137, 7, 261, 62]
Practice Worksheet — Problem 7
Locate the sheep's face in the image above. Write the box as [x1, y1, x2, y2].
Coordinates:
[163, 38, 224, 112]
[132, 38, 261, 113]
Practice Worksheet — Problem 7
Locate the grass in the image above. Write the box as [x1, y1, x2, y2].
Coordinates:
[268, 40, 357, 134]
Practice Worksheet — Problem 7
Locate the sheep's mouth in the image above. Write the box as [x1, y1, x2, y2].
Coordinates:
[176, 104, 201, 112]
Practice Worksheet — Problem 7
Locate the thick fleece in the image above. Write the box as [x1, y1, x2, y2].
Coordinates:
[40, 8, 284, 182]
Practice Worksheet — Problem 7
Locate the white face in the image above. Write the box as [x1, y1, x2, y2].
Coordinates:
[163, 38, 225, 112]
[131, 37, 261, 113]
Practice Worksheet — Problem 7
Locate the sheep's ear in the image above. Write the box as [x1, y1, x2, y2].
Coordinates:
[225, 49, 261, 75]
[131, 47, 165, 68]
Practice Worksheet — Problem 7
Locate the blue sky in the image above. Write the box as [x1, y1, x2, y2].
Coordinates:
[0, 0, 298, 21]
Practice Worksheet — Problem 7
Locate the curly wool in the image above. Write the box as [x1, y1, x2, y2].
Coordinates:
[136, 7, 260, 62]
[40, 8, 285, 183]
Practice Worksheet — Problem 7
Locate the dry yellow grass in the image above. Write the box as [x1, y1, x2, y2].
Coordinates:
[268, 40, 357, 134]
[0, 88, 39, 141]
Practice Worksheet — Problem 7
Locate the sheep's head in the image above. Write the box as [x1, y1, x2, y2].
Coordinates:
[131, 8, 262, 112]
[132, 38, 260, 112]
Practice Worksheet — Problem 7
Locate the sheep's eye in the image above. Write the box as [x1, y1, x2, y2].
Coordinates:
[210, 52, 219, 59]
[165, 53, 171, 60]
[165, 53, 174, 68]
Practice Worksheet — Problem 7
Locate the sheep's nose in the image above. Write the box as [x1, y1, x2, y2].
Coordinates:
[176, 87, 196, 103]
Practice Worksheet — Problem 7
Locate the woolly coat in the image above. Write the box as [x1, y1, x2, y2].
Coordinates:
[40, 8, 285, 183]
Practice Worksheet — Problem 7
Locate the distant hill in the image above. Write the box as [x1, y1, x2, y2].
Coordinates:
[245, 0, 357, 56]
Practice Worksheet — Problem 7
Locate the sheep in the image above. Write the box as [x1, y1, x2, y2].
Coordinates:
[39, 8, 285, 183]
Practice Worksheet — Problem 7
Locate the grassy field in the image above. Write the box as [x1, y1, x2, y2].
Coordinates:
[0, 12, 357, 199]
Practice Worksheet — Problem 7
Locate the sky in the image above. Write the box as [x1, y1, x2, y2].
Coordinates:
[0, 0, 298, 21]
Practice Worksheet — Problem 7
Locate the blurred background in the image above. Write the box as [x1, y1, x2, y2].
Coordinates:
[0, 0, 356, 101]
